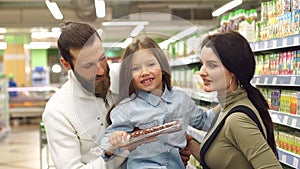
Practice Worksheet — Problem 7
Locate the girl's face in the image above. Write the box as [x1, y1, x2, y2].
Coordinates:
[131, 49, 163, 96]
[198, 46, 233, 95]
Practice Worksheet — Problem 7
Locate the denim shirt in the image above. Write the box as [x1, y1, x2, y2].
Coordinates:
[101, 87, 215, 169]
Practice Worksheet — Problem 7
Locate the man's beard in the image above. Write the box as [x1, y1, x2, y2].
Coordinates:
[74, 66, 111, 98]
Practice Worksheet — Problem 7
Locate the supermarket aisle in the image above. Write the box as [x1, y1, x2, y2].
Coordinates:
[0, 119, 52, 169]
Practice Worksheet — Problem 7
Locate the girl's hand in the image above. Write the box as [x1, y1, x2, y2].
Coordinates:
[109, 131, 128, 148]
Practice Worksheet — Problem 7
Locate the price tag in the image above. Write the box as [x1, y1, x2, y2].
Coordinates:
[272, 77, 277, 85]
[295, 37, 299, 45]
[293, 157, 299, 167]
[256, 78, 260, 84]
[273, 40, 277, 47]
[283, 116, 289, 124]
[283, 38, 287, 46]
[292, 118, 297, 128]
[264, 77, 268, 84]
[264, 41, 268, 49]
[290, 76, 296, 85]
[282, 154, 287, 163]
[255, 43, 259, 50]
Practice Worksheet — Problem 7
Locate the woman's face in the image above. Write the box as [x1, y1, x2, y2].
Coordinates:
[198, 46, 233, 95]
[131, 49, 163, 96]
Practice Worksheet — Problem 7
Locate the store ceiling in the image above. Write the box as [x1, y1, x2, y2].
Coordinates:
[0, 0, 262, 44]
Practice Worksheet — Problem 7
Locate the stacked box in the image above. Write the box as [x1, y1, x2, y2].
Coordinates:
[271, 90, 281, 111]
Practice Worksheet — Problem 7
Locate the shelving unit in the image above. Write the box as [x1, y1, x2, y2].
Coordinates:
[250, 34, 300, 52]
[250, 34, 300, 169]
[251, 75, 300, 87]
[8, 86, 58, 119]
[170, 33, 300, 168]
[0, 75, 10, 141]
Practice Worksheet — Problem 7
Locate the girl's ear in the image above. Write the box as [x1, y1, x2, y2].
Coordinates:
[60, 57, 72, 70]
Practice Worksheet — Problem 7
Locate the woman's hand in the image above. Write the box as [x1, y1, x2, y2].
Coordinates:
[180, 134, 193, 166]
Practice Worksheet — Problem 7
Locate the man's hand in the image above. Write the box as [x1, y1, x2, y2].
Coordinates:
[180, 134, 193, 166]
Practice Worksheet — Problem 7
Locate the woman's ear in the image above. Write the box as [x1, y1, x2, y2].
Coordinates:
[60, 57, 71, 70]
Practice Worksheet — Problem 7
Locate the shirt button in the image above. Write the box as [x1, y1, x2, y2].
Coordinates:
[97, 117, 100, 120]
[100, 123, 104, 126]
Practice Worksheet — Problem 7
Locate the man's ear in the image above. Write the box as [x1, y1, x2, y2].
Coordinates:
[60, 57, 71, 70]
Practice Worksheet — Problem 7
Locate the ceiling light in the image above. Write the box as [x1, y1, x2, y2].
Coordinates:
[0, 28, 7, 34]
[212, 0, 243, 17]
[121, 37, 133, 49]
[45, 0, 63, 20]
[102, 21, 149, 26]
[95, 0, 106, 18]
[102, 42, 123, 48]
[159, 26, 198, 49]
[51, 64, 62, 73]
[27, 42, 52, 49]
[31, 32, 61, 39]
[130, 25, 145, 37]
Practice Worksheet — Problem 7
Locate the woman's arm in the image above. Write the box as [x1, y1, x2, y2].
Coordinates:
[186, 135, 201, 161]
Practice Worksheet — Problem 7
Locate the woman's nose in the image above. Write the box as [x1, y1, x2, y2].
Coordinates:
[199, 64, 207, 76]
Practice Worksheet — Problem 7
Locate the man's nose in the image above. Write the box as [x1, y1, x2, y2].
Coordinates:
[96, 63, 105, 75]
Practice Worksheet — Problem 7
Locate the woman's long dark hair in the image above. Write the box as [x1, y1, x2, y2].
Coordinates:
[106, 35, 172, 124]
[201, 31, 278, 157]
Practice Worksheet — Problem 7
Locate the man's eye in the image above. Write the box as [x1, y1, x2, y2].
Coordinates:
[99, 56, 106, 61]
[83, 64, 94, 69]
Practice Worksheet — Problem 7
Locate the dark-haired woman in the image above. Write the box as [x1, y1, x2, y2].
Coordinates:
[188, 31, 282, 169]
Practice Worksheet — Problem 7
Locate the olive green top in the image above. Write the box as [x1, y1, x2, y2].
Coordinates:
[200, 88, 282, 169]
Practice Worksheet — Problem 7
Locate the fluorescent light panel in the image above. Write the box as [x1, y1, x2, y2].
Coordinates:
[95, 0, 106, 18]
[26, 42, 57, 49]
[158, 26, 198, 49]
[0, 28, 7, 34]
[102, 21, 149, 26]
[45, 0, 63, 20]
[121, 37, 133, 49]
[130, 25, 145, 37]
[212, 0, 243, 17]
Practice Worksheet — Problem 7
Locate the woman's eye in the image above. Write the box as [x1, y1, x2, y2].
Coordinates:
[208, 64, 217, 69]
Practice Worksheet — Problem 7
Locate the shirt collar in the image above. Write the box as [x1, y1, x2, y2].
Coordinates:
[137, 86, 172, 106]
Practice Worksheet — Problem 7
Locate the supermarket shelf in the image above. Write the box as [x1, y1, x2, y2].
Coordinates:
[9, 107, 44, 118]
[169, 55, 200, 67]
[269, 110, 300, 130]
[278, 147, 300, 168]
[250, 34, 300, 52]
[181, 87, 218, 103]
[251, 75, 300, 87]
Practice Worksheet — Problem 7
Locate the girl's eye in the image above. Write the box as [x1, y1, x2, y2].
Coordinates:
[131, 66, 140, 72]
[148, 62, 156, 67]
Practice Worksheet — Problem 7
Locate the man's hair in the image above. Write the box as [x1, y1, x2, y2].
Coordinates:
[57, 20, 101, 70]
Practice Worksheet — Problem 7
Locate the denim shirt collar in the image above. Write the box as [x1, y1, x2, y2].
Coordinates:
[137, 86, 172, 106]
